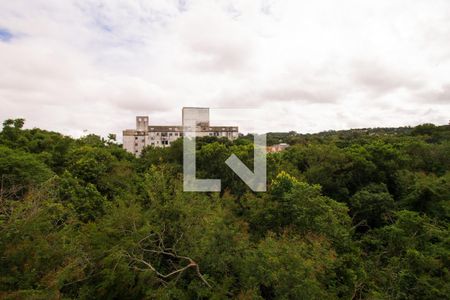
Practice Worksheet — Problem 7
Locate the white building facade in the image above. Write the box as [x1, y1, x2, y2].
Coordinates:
[123, 107, 239, 156]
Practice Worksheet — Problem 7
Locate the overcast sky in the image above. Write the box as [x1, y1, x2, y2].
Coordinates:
[1, 0, 449, 137]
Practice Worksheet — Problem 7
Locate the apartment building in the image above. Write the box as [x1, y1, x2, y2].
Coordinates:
[123, 107, 239, 155]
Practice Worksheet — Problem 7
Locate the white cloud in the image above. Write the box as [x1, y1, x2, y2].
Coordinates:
[0, 0, 449, 138]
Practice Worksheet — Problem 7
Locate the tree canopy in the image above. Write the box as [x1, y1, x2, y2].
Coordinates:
[0, 119, 449, 299]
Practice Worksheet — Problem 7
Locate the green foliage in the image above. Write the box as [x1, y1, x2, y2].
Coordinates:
[57, 171, 108, 222]
[0, 119, 25, 148]
[67, 146, 114, 183]
[240, 233, 337, 299]
[252, 171, 352, 244]
[396, 171, 450, 221]
[0, 119, 449, 299]
[362, 211, 450, 299]
[349, 183, 395, 230]
[0, 146, 54, 198]
[0, 192, 83, 298]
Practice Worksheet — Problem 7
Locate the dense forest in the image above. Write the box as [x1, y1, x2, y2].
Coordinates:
[0, 118, 449, 299]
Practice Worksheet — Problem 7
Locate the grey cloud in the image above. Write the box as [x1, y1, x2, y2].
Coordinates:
[188, 39, 251, 71]
[173, 3, 255, 73]
[260, 85, 340, 103]
[106, 80, 172, 113]
[352, 60, 423, 97]
[417, 83, 450, 104]
[215, 71, 344, 108]
[1, 0, 450, 138]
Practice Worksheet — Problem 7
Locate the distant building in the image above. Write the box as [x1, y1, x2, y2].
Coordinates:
[267, 143, 289, 153]
[123, 107, 239, 156]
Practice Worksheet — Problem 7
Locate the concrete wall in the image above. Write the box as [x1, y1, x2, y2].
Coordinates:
[123, 134, 136, 154]
[136, 116, 149, 132]
[123, 131, 148, 156]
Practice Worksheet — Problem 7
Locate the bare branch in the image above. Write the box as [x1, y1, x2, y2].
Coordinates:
[125, 232, 212, 288]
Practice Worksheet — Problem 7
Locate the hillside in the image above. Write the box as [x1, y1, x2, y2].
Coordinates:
[0, 118, 449, 299]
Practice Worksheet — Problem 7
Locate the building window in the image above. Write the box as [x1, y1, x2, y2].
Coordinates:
[156, 132, 159, 136]
[135, 136, 138, 140]
[169, 133, 172, 136]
